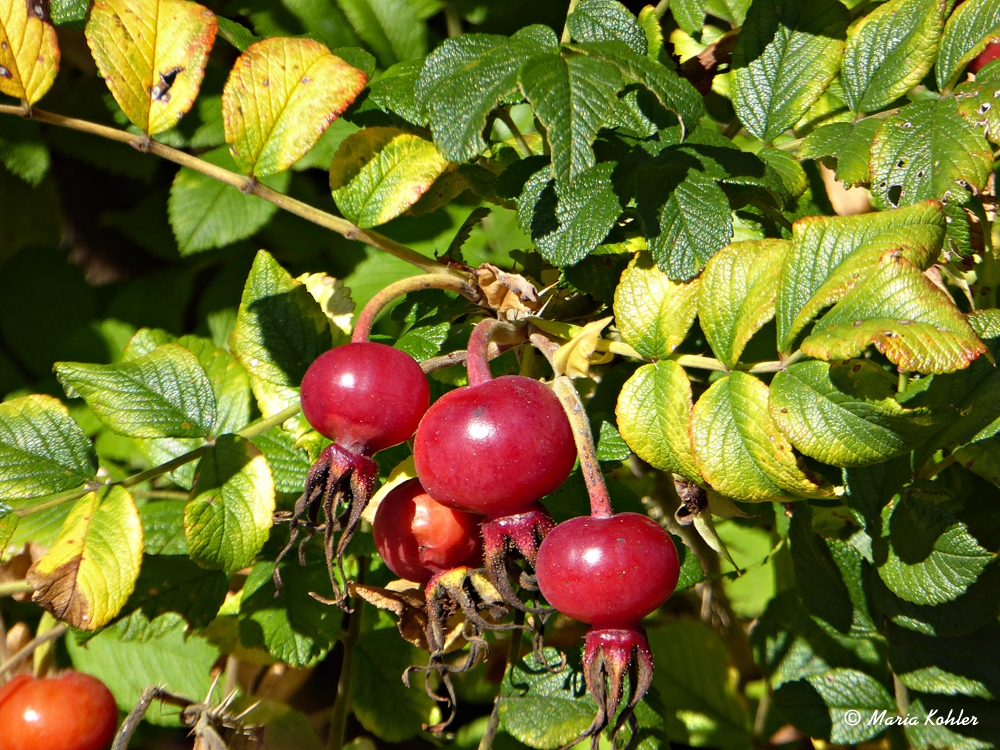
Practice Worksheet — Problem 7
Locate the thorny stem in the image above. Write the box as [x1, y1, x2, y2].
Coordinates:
[917, 453, 958, 481]
[421, 342, 508, 374]
[16, 403, 303, 518]
[0, 105, 446, 274]
[552, 377, 614, 519]
[0, 624, 68, 680]
[496, 109, 533, 159]
[327, 567, 365, 750]
[352, 273, 479, 343]
[466, 319, 524, 386]
[477, 610, 525, 750]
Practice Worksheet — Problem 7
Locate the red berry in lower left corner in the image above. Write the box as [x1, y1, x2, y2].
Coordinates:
[534, 513, 680, 628]
[0, 671, 119, 750]
[373, 478, 484, 583]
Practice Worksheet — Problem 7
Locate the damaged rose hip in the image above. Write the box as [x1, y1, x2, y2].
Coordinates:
[413, 318, 576, 608]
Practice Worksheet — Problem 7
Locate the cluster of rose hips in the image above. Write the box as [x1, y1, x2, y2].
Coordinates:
[290, 278, 681, 746]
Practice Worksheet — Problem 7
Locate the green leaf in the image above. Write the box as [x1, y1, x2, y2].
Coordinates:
[331, 131, 450, 227]
[841, 0, 946, 113]
[731, 0, 849, 143]
[955, 69, 1000, 142]
[28, 486, 144, 630]
[0, 117, 49, 186]
[229, 250, 330, 416]
[801, 251, 986, 374]
[877, 495, 995, 605]
[777, 201, 946, 351]
[250, 425, 312, 494]
[168, 146, 290, 255]
[140, 499, 188, 555]
[869, 99, 993, 212]
[55, 343, 217, 438]
[51, 0, 89, 25]
[366, 58, 423, 124]
[773, 668, 895, 744]
[110, 554, 228, 641]
[215, 16, 259, 51]
[617, 361, 701, 483]
[335, 0, 427, 68]
[789, 503, 879, 637]
[800, 118, 882, 187]
[613, 251, 700, 359]
[85, 0, 218, 135]
[937, 0, 1000, 90]
[238, 555, 343, 667]
[414, 28, 558, 163]
[566, 0, 647, 56]
[223, 37, 368, 177]
[637, 164, 733, 281]
[0, 394, 97, 502]
[518, 52, 623, 187]
[904, 693, 1000, 750]
[771, 360, 935, 467]
[67, 620, 220, 726]
[671, 0, 705, 36]
[0, 506, 18, 550]
[647, 621, 752, 750]
[691, 371, 838, 502]
[705, 0, 750, 26]
[517, 163, 622, 266]
[185, 435, 275, 573]
[352, 627, 438, 741]
[889, 623, 1000, 701]
[638, 6, 663, 60]
[699, 239, 788, 367]
[569, 41, 705, 137]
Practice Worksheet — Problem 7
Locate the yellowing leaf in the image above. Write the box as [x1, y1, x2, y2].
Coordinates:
[297, 272, 355, 346]
[86, 0, 217, 135]
[223, 37, 368, 177]
[0, 0, 60, 104]
[552, 316, 613, 378]
[27, 486, 143, 630]
[802, 250, 987, 374]
[330, 128, 450, 228]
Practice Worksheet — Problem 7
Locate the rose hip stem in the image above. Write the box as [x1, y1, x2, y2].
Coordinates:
[551, 376, 614, 519]
[465, 318, 524, 385]
[351, 273, 480, 343]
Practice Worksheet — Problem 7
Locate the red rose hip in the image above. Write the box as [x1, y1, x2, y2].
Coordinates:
[0, 671, 119, 750]
[373, 479, 484, 583]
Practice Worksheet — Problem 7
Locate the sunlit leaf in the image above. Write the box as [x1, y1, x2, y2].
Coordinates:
[28, 486, 143, 630]
[0, 0, 60, 103]
[86, 0, 217, 134]
[223, 37, 368, 177]
[937, 0, 1000, 90]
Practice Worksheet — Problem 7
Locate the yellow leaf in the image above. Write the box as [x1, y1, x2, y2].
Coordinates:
[552, 316, 614, 378]
[27, 486, 143, 630]
[0, 0, 59, 104]
[224, 37, 368, 177]
[86, 0, 217, 135]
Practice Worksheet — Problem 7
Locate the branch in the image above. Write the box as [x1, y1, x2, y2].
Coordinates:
[0, 105, 446, 274]
[0, 624, 68, 679]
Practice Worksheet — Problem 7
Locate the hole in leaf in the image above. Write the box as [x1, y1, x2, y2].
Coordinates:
[887, 185, 902, 206]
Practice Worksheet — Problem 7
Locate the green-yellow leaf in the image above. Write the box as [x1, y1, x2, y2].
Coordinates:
[223, 37, 368, 177]
[86, 0, 217, 135]
[0, 394, 97, 502]
[955, 66, 1000, 142]
[841, 0, 946, 113]
[691, 371, 838, 502]
[27, 486, 143, 630]
[0, 505, 17, 550]
[937, 0, 1000, 90]
[617, 361, 701, 483]
[801, 250, 986, 374]
[770, 360, 935, 467]
[185, 435, 274, 573]
[331, 129, 449, 227]
[699, 239, 789, 368]
[613, 251, 700, 359]
[0, 0, 59, 104]
[777, 201, 946, 351]
[869, 99, 993, 212]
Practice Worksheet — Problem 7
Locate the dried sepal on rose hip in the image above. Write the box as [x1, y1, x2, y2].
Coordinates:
[413, 318, 576, 611]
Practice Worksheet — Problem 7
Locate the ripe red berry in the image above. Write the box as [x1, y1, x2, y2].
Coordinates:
[413, 376, 576, 518]
[373, 478, 483, 583]
[535, 513, 680, 628]
[300, 342, 430, 455]
[0, 671, 119, 750]
[969, 41, 1000, 73]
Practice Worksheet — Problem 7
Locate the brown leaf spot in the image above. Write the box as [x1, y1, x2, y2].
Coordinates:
[0, 67, 12, 79]
[27, 557, 92, 629]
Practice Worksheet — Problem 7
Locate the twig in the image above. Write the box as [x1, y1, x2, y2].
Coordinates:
[496, 109, 533, 159]
[477, 610, 525, 750]
[0, 625, 67, 680]
[0, 580, 34, 597]
[0, 105, 446, 274]
[327, 563, 366, 750]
